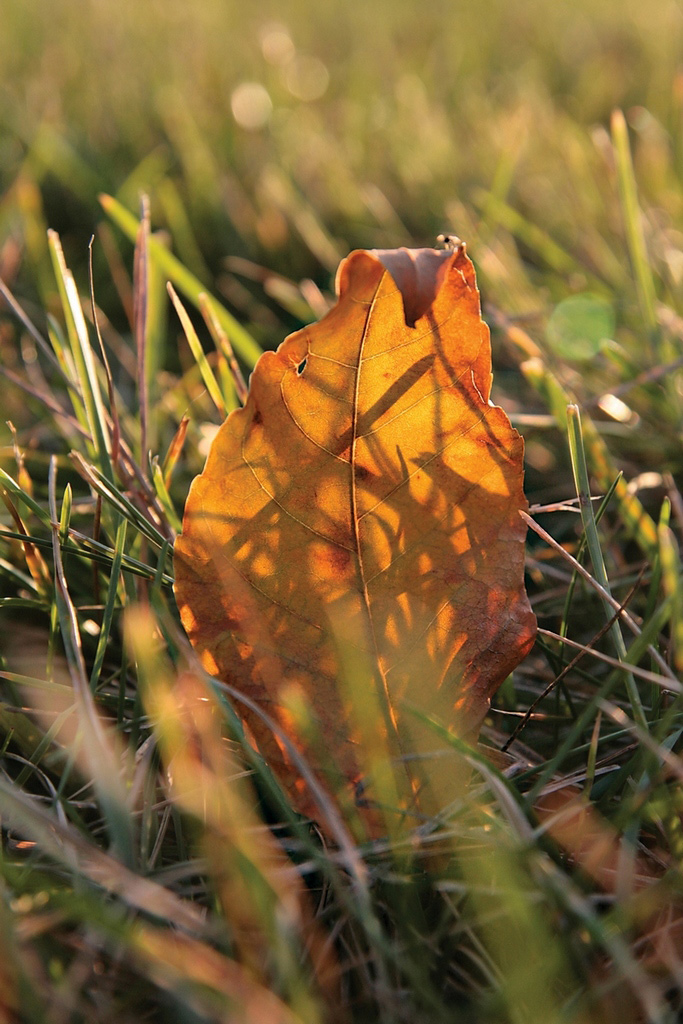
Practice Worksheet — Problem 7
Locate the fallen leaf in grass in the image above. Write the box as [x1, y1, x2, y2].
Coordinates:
[174, 243, 536, 832]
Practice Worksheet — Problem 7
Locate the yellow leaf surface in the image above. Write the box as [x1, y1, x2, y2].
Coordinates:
[174, 244, 536, 832]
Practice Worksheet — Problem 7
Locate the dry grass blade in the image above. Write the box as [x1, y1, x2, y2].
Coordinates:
[0, 777, 206, 934]
[502, 579, 646, 752]
[597, 699, 683, 784]
[0, 363, 90, 439]
[520, 509, 676, 683]
[161, 414, 189, 489]
[539, 629, 681, 692]
[130, 926, 304, 1024]
[0, 488, 51, 595]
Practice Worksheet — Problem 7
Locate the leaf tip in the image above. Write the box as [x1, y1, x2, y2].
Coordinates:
[372, 246, 461, 328]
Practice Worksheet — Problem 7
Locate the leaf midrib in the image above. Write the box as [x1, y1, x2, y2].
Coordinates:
[349, 268, 405, 757]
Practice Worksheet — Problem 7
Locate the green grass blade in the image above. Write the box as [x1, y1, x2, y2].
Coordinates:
[100, 193, 263, 366]
[150, 460, 181, 535]
[47, 230, 113, 480]
[156, 175, 211, 281]
[0, 526, 173, 585]
[133, 196, 151, 464]
[557, 470, 622, 657]
[0, 467, 51, 526]
[521, 357, 659, 558]
[70, 452, 170, 549]
[611, 109, 658, 339]
[566, 404, 648, 732]
[473, 188, 578, 276]
[167, 282, 227, 418]
[89, 515, 127, 692]
[48, 457, 136, 868]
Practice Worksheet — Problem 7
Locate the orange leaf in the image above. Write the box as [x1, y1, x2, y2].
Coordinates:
[174, 245, 536, 832]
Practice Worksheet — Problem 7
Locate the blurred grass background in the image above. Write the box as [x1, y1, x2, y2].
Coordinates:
[2, 0, 682, 287]
[1, 1, 683, 1021]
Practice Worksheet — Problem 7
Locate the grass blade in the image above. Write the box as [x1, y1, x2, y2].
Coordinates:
[133, 196, 150, 464]
[167, 282, 227, 418]
[48, 456, 135, 867]
[100, 193, 262, 366]
[657, 502, 683, 674]
[521, 356, 659, 558]
[47, 230, 113, 480]
[611, 109, 658, 339]
[566, 404, 648, 732]
[89, 515, 127, 692]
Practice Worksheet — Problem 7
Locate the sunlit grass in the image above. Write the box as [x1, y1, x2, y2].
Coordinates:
[1, 1, 683, 1020]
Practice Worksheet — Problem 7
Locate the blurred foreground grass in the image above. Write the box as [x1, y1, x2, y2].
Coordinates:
[1, 1, 683, 1021]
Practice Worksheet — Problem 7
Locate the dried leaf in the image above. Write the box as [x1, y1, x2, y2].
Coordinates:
[372, 245, 456, 327]
[174, 244, 536, 830]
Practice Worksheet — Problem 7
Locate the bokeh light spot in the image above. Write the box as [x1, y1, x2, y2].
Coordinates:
[260, 22, 296, 66]
[284, 55, 329, 101]
[230, 81, 273, 130]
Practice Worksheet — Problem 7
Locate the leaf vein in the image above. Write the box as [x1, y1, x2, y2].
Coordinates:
[358, 411, 486, 524]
